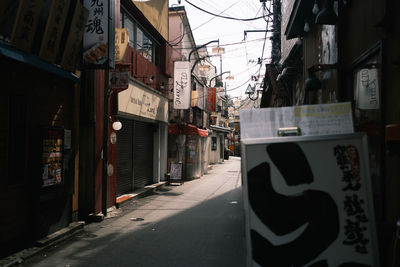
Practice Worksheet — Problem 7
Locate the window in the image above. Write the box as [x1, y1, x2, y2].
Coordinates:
[136, 27, 153, 62]
[124, 15, 135, 47]
[120, 8, 160, 65]
[211, 137, 217, 151]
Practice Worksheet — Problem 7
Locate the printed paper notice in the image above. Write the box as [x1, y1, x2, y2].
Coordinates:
[240, 102, 354, 140]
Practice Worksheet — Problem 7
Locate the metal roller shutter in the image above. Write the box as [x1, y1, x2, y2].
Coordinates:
[117, 118, 133, 195]
[133, 120, 154, 189]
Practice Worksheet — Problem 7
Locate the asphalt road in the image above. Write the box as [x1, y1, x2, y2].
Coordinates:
[23, 156, 245, 267]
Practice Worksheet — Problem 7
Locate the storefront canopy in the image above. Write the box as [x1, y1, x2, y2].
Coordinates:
[0, 42, 80, 83]
[210, 125, 232, 134]
[168, 123, 208, 137]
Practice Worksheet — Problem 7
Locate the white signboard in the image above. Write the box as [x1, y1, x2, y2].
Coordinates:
[241, 133, 380, 267]
[83, 0, 109, 65]
[240, 102, 354, 140]
[355, 68, 380, 110]
[173, 61, 191, 109]
[118, 82, 168, 123]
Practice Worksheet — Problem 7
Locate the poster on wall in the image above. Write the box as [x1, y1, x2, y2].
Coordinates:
[42, 128, 64, 187]
[241, 133, 380, 267]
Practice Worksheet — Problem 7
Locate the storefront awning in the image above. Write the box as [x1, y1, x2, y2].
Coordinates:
[285, 0, 314, 40]
[0, 42, 80, 83]
[168, 123, 208, 137]
[210, 125, 232, 134]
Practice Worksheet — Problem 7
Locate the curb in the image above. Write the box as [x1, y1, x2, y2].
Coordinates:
[0, 221, 84, 267]
[116, 181, 167, 208]
[0, 182, 167, 267]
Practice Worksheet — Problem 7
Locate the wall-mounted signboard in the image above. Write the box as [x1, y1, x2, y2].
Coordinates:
[83, 0, 115, 68]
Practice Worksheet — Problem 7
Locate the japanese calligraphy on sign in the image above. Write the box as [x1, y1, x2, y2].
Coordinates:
[61, 2, 89, 71]
[39, 0, 71, 63]
[83, 0, 109, 65]
[241, 133, 380, 266]
[334, 145, 370, 254]
[11, 0, 44, 52]
[115, 28, 129, 62]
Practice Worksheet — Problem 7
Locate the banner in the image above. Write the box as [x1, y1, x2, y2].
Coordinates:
[173, 61, 191, 109]
[206, 87, 216, 113]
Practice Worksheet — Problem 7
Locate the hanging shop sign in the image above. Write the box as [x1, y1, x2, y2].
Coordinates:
[355, 67, 380, 110]
[42, 128, 64, 187]
[115, 28, 129, 62]
[241, 133, 380, 266]
[173, 61, 191, 109]
[109, 63, 130, 92]
[10, 0, 44, 53]
[206, 87, 216, 113]
[61, 2, 89, 72]
[83, 0, 115, 68]
[39, 0, 71, 63]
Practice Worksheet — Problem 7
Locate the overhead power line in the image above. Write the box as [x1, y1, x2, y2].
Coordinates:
[184, 0, 272, 21]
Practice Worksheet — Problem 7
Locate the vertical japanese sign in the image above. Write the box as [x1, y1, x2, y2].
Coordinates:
[42, 128, 64, 187]
[115, 28, 129, 62]
[241, 133, 379, 267]
[173, 61, 191, 109]
[206, 87, 216, 113]
[39, 0, 71, 63]
[83, 0, 115, 67]
[10, 0, 44, 52]
[61, 2, 89, 71]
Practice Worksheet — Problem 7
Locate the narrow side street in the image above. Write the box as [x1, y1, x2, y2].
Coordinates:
[22, 157, 245, 267]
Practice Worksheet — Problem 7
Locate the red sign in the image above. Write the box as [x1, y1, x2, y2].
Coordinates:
[109, 64, 131, 92]
[207, 87, 216, 113]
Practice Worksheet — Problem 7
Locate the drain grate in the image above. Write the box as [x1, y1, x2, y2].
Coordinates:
[130, 217, 144, 221]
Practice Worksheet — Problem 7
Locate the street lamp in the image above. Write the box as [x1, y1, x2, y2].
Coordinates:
[208, 71, 234, 87]
[246, 83, 264, 101]
[188, 39, 224, 62]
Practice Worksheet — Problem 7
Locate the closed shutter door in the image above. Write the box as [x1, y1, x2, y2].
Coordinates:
[117, 118, 133, 195]
[133, 120, 154, 189]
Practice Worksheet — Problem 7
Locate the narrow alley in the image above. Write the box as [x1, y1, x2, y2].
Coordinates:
[22, 157, 245, 267]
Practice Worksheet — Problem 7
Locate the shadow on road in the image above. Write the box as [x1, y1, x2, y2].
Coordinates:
[24, 187, 246, 267]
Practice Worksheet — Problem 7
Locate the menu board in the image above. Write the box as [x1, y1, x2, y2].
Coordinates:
[42, 128, 64, 187]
